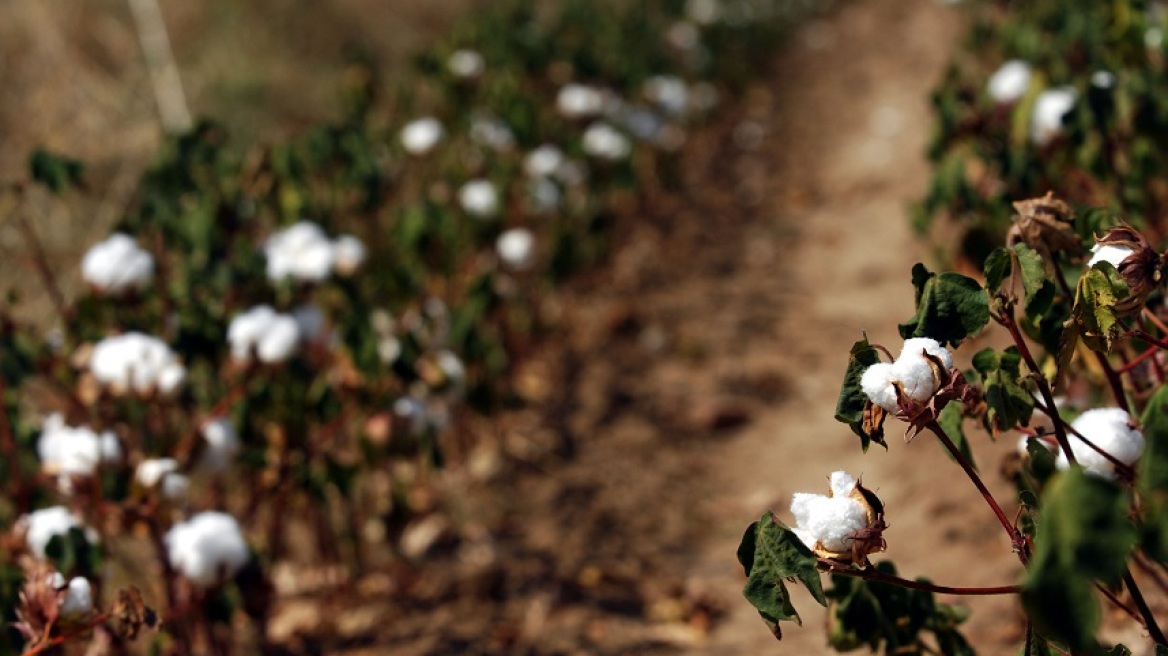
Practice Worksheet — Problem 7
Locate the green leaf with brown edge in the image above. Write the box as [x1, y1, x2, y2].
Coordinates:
[938, 402, 976, 471]
[1022, 469, 1137, 652]
[834, 338, 884, 452]
[737, 512, 826, 640]
[1062, 263, 1129, 360]
[971, 347, 1034, 437]
[1138, 384, 1168, 564]
[898, 263, 989, 347]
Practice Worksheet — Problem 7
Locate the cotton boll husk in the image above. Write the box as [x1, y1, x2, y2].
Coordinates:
[860, 362, 898, 411]
[1055, 407, 1145, 478]
[1088, 244, 1135, 269]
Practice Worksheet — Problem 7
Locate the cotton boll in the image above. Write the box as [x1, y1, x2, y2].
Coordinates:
[89, 333, 185, 396]
[165, 511, 250, 588]
[898, 338, 954, 371]
[685, 0, 721, 25]
[200, 418, 240, 474]
[643, 75, 689, 117]
[21, 506, 90, 558]
[556, 83, 606, 119]
[1088, 243, 1135, 269]
[1030, 87, 1077, 146]
[256, 314, 300, 363]
[228, 306, 301, 364]
[469, 116, 515, 152]
[37, 413, 121, 477]
[582, 122, 631, 160]
[1055, 407, 1145, 478]
[986, 60, 1031, 104]
[458, 179, 500, 218]
[400, 117, 445, 155]
[57, 577, 94, 620]
[332, 235, 366, 276]
[496, 228, 536, 271]
[136, 458, 178, 487]
[81, 233, 155, 295]
[447, 49, 485, 78]
[860, 362, 899, 411]
[264, 221, 335, 283]
[523, 145, 565, 179]
[292, 304, 327, 344]
[790, 491, 868, 553]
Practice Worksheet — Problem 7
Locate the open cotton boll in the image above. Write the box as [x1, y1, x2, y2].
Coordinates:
[90, 332, 185, 395]
[986, 59, 1031, 104]
[21, 506, 93, 558]
[523, 145, 565, 179]
[200, 418, 240, 474]
[469, 115, 515, 152]
[898, 337, 954, 371]
[582, 122, 631, 160]
[264, 221, 335, 283]
[81, 232, 154, 295]
[165, 511, 250, 588]
[643, 75, 689, 116]
[1088, 243, 1135, 269]
[332, 235, 366, 276]
[496, 228, 536, 271]
[790, 488, 868, 553]
[556, 83, 606, 119]
[447, 48, 485, 78]
[458, 179, 500, 218]
[37, 413, 121, 477]
[400, 117, 444, 155]
[1055, 407, 1145, 479]
[57, 576, 94, 619]
[685, 0, 721, 25]
[137, 458, 189, 500]
[1030, 87, 1077, 146]
[228, 306, 301, 364]
[860, 362, 899, 411]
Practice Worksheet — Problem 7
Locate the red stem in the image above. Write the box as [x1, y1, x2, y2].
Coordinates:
[826, 563, 1020, 596]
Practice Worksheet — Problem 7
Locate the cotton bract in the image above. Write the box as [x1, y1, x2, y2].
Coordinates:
[228, 305, 300, 364]
[36, 413, 121, 477]
[166, 511, 250, 587]
[1055, 407, 1145, 479]
[90, 332, 186, 395]
[986, 60, 1031, 104]
[81, 233, 154, 295]
[790, 471, 870, 554]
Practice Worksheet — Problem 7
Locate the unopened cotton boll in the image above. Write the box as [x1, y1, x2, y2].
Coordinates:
[90, 332, 186, 395]
[1088, 243, 1135, 269]
[264, 221, 335, 283]
[556, 83, 606, 119]
[332, 234, 366, 276]
[447, 49, 485, 78]
[1030, 87, 1077, 146]
[165, 511, 250, 588]
[458, 179, 500, 218]
[228, 306, 300, 364]
[37, 413, 121, 477]
[200, 418, 240, 474]
[582, 122, 631, 160]
[986, 60, 1032, 104]
[496, 228, 536, 271]
[81, 232, 154, 295]
[400, 117, 445, 155]
[790, 471, 869, 553]
[1056, 407, 1145, 479]
[21, 506, 92, 558]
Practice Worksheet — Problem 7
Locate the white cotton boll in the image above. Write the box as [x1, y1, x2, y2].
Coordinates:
[37, 413, 121, 477]
[469, 116, 515, 152]
[228, 306, 301, 364]
[1148, 27, 1164, 50]
[447, 49, 485, 78]
[136, 458, 179, 488]
[436, 349, 466, 387]
[860, 362, 899, 411]
[582, 122, 631, 160]
[496, 228, 536, 271]
[556, 83, 606, 119]
[1088, 243, 1135, 269]
[528, 178, 562, 213]
[643, 75, 689, 116]
[257, 314, 300, 363]
[790, 491, 868, 553]
[264, 221, 335, 283]
[523, 145, 565, 179]
[81, 233, 155, 295]
[892, 357, 940, 403]
[829, 470, 858, 498]
[165, 511, 250, 588]
[200, 418, 240, 474]
[90, 333, 185, 395]
[1092, 71, 1116, 89]
[986, 60, 1032, 104]
[58, 577, 94, 619]
[685, 0, 721, 25]
[333, 234, 366, 276]
[22, 506, 89, 558]
[1030, 87, 1077, 146]
[1055, 407, 1145, 478]
[458, 179, 500, 218]
[400, 117, 445, 155]
[898, 337, 954, 371]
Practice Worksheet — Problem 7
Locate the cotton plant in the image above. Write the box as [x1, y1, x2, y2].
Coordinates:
[80, 232, 154, 295]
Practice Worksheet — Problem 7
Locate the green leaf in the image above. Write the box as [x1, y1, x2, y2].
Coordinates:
[898, 263, 989, 347]
[834, 338, 884, 452]
[1023, 469, 1137, 651]
[1062, 264, 1129, 359]
[938, 402, 976, 471]
[971, 347, 1035, 436]
[985, 244, 1047, 311]
[28, 148, 84, 193]
[1138, 384, 1168, 564]
[738, 512, 826, 639]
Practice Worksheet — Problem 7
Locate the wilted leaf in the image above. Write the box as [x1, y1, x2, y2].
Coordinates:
[834, 339, 885, 451]
[737, 512, 826, 639]
[898, 263, 989, 347]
